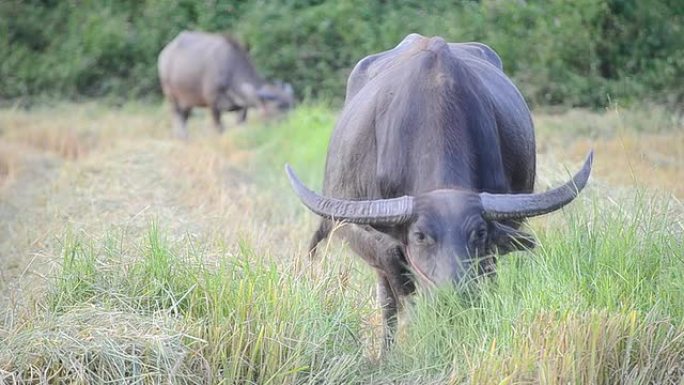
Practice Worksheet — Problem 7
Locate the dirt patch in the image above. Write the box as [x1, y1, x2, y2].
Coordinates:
[14, 127, 98, 160]
[535, 107, 684, 198]
[1, 109, 100, 160]
[0, 152, 11, 187]
[538, 129, 684, 198]
[0, 129, 272, 304]
[0, 142, 63, 301]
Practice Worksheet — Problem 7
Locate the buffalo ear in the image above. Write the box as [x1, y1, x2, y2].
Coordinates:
[488, 222, 536, 255]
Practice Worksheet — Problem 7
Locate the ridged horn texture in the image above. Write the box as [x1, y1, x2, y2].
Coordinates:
[285, 164, 415, 224]
[480, 150, 593, 220]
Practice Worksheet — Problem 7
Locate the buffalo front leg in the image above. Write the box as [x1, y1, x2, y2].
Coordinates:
[211, 106, 224, 133]
[236, 108, 248, 124]
[376, 245, 415, 351]
[172, 104, 191, 140]
[376, 274, 398, 350]
[338, 224, 415, 350]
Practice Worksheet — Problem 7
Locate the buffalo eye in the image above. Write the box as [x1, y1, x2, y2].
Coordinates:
[468, 225, 487, 253]
[476, 227, 487, 241]
[411, 230, 432, 246]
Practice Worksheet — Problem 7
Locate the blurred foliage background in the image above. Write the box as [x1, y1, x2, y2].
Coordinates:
[1, 0, 682, 108]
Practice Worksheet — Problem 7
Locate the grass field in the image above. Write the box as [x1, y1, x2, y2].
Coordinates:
[0, 102, 683, 384]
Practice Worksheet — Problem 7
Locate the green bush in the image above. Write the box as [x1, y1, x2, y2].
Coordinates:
[1, 0, 681, 108]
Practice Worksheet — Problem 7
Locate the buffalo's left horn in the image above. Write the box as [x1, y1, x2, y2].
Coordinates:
[481, 150, 593, 220]
[285, 164, 415, 224]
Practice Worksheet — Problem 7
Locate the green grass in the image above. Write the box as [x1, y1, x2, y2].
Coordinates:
[1, 104, 683, 384]
[384, 191, 684, 383]
[3, 191, 681, 384]
[232, 102, 336, 186]
[3, 225, 367, 384]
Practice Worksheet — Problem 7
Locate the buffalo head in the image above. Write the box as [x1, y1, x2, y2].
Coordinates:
[257, 81, 294, 113]
[286, 151, 592, 287]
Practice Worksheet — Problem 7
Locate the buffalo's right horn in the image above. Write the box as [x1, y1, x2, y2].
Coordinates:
[481, 150, 593, 220]
[285, 165, 415, 224]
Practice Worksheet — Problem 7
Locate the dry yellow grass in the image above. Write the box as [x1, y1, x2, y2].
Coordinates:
[0, 102, 682, 384]
[467, 310, 684, 384]
[535, 106, 684, 198]
[0, 102, 310, 302]
[0, 102, 681, 302]
[0, 144, 17, 188]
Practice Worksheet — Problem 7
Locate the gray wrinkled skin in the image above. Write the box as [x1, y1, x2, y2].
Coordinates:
[158, 31, 293, 139]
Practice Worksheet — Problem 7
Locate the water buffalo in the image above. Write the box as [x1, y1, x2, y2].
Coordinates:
[286, 34, 592, 347]
[158, 31, 294, 139]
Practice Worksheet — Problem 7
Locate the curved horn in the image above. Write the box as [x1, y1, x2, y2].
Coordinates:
[285, 164, 415, 224]
[481, 150, 593, 220]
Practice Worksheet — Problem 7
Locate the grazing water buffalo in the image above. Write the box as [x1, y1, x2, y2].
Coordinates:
[158, 31, 294, 139]
[286, 34, 592, 347]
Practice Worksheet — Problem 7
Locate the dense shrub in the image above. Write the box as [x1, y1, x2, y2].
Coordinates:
[0, 0, 681, 107]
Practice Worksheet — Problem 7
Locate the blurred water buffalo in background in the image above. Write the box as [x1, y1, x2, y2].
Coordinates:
[287, 33, 592, 348]
[158, 31, 294, 139]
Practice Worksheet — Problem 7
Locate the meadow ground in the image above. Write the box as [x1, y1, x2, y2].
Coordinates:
[0, 102, 682, 384]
